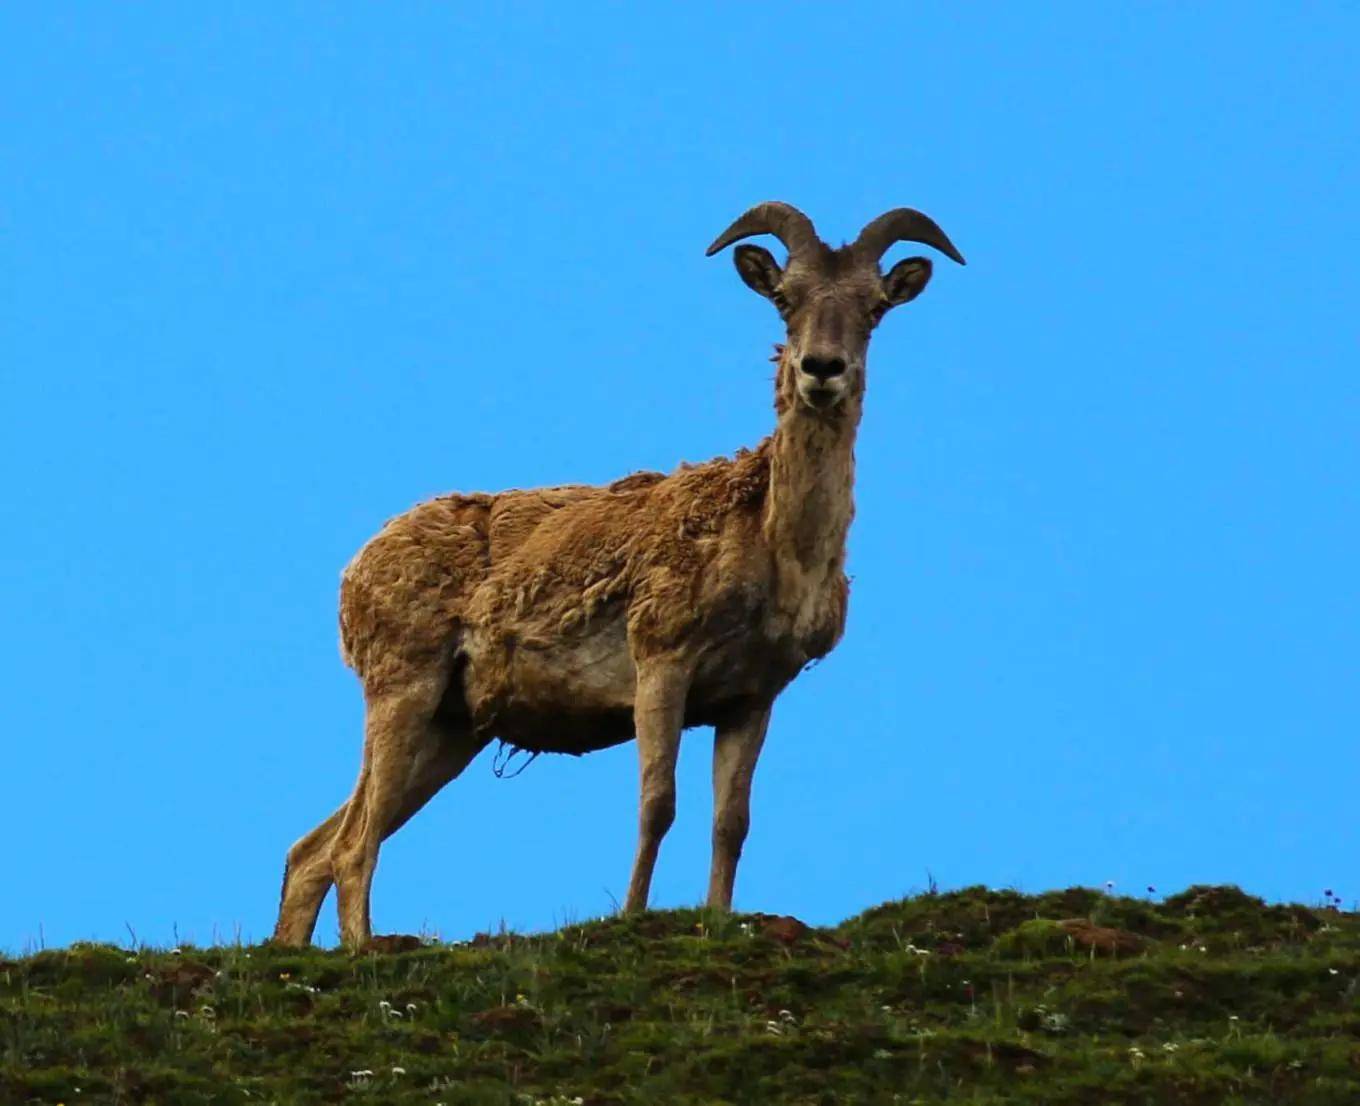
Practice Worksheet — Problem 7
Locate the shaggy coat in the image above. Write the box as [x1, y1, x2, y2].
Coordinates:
[339, 352, 849, 753]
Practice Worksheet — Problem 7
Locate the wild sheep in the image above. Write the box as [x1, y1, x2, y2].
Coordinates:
[273, 201, 965, 948]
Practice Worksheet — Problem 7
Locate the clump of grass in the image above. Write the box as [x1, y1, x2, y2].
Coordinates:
[3, 885, 1357, 1105]
[993, 918, 1075, 959]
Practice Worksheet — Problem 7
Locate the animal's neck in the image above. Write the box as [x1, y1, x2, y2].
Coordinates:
[763, 351, 860, 582]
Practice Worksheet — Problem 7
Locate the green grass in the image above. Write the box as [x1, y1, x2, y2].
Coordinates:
[3, 885, 1358, 1104]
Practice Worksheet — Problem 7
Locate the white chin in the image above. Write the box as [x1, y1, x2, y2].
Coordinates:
[799, 386, 842, 410]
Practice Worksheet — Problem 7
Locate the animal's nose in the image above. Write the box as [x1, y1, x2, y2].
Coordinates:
[801, 355, 846, 381]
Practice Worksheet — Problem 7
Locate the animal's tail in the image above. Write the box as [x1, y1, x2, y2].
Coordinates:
[337, 566, 365, 675]
[338, 597, 356, 671]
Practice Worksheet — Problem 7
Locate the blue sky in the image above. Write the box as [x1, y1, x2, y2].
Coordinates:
[3, 5, 1357, 950]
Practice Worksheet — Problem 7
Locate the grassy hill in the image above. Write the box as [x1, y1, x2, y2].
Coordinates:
[3, 885, 1358, 1104]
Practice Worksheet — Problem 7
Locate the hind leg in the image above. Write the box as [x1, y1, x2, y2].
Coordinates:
[274, 803, 349, 947]
[330, 674, 487, 948]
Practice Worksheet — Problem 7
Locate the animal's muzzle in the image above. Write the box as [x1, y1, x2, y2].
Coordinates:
[800, 355, 846, 382]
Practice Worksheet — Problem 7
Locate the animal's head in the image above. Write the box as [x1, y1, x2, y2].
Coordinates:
[707, 202, 965, 415]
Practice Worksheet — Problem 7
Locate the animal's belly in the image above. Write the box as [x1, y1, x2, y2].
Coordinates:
[461, 612, 811, 750]
[464, 616, 638, 754]
[508, 618, 636, 710]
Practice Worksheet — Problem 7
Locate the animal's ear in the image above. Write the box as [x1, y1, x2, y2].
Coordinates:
[881, 256, 933, 307]
[733, 244, 783, 301]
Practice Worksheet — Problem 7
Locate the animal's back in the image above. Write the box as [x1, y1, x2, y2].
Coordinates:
[336, 446, 775, 731]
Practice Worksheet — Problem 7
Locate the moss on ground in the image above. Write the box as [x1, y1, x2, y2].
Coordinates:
[2, 886, 1358, 1104]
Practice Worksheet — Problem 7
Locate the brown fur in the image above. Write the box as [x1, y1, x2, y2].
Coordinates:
[272, 203, 962, 948]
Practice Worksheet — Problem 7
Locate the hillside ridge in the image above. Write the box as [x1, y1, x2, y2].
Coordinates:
[4, 884, 1358, 1104]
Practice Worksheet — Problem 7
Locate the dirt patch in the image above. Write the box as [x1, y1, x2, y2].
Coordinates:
[958, 1037, 1051, 1071]
[755, 914, 811, 945]
[1056, 918, 1148, 955]
[363, 934, 424, 954]
[144, 960, 216, 1004]
[469, 1004, 544, 1037]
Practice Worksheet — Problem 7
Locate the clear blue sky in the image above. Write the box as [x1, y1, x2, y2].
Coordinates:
[3, 5, 1357, 951]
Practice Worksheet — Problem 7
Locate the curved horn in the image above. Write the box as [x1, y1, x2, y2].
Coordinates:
[705, 201, 821, 260]
[853, 208, 967, 266]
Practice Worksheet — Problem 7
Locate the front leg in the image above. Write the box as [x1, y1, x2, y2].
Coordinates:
[623, 660, 692, 912]
[707, 701, 772, 910]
